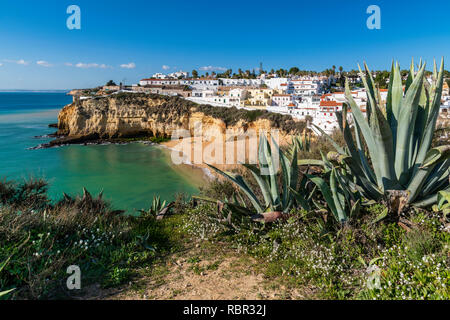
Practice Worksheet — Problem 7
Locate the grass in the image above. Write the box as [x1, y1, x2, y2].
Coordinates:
[1, 177, 448, 300]
[182, 201, 449, 300]
[0, 179, 185, 299]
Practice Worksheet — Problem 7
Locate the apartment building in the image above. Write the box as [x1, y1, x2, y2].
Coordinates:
[291, 78, 323, 96]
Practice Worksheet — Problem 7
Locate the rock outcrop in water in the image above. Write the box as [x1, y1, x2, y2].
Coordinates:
[54, 93, 306, 146]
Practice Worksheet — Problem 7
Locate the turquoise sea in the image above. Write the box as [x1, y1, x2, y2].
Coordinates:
[0, 92, 202, 212]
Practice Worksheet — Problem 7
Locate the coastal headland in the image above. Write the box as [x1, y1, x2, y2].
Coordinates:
[50, 92, 307, 170]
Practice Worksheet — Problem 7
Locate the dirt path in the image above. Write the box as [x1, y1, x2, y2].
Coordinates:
[84, 241, 308, 300]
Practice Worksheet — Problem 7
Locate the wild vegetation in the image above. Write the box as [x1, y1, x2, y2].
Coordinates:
[309, 60, 448, 213]
[1, 61, 449, 300]
[190, 60, 449, 299]
[0, 179, 184, 299]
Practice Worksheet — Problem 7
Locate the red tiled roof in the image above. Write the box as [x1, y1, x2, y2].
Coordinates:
[320, 100, 343, 107]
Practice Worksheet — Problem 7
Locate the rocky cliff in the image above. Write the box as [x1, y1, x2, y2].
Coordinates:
[56, 93, 306, 145]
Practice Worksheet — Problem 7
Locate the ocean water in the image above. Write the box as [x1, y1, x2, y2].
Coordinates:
[0, 92, 201, 212]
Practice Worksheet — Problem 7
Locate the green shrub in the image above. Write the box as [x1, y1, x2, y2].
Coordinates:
[0, 180, 175, 299]
[183, 202, 449, 299]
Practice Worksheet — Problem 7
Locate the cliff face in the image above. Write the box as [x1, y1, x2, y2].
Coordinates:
[57, 94, 301, 143]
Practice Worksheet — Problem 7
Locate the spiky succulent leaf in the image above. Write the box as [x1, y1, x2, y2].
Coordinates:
[206, 163, 263, 213]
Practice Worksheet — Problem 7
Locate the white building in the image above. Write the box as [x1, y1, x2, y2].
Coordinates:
[139, 78, 181, 86]
[168, 70, 189, 79]
[219, 78, 263, 87]
[139, 77, 219, 89]
[290, 95, 321, 120]
[152, 73, 168, 79]
[263, 78, 289, 90]
[291, 78, 323, 96]
[272, 94, 294, 107]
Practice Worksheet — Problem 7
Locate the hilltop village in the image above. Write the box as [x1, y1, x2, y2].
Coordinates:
[72, 68, 450, 134]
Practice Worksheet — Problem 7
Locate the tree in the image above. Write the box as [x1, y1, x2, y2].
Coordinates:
[192, 70, 199, 78]
[374, 70, 390, 89]
[289, 67, 300, 75]
[106, 80, 117, 86]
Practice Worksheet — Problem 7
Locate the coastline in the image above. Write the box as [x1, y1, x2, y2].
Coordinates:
[160, 139, 216, 181]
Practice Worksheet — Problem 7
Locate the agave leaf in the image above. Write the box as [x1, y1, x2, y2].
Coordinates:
[407, 146, 450, 203]
[192, 195, 219, 203]
[0, 257, 11, 273]
[289, 187, 310, 211]
[371, 208, 389, 224]
[350, 199, 361, 218]
[225, 202, 255, 216]
[358, 63, 376, 119]
[277, 141, 293, 209]
[334, 168, 358, 203]
[368, 88, 398, 191]
[279, 142, 299, 209]
[82, 187, 92, 201]
[420, 145, 450, 168]
[420, 159, 450, 196]
[413, 58, 445, 168]
[0, 288, 15, 298]
[395, 64, 426, 185]
[354, 121, 377, 183]
[288, 144, 299, 191]
[320, 150, 334, 172]
[336, 108, 364, 171]
[206, 164, 263, 213]
[410, 85, 430, 167]
[412, 186, 450, 208]
[298, 159, 324, 166]
[237, 192, 247, 208]
[387, 62, 403, 148]
[345, 79, 382, 182]
[242, 163, 273, 209]
[405, 58, 415, 92]
[311, 124, 346, 154]
[307, 174, 339, 222]
[330, 168, 347, 222]
[437, 191, 450, 208]
[260, 134, 280, 208]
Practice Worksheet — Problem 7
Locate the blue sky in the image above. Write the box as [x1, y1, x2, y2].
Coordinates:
[0, 0, 449, 90]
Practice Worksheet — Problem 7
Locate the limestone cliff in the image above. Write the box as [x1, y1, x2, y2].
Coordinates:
[57, 93, 306, 144]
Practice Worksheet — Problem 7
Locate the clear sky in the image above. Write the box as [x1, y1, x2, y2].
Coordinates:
[0, 0, 449, 90]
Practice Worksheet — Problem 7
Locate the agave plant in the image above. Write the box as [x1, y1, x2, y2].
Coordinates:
[432, 190, 450, 220]
[292, 131, 311, 153]
[205, 134, 313, 218]
[0, 254, 15, 298]
[312, 59, 449, 213]
[304, 151, 362, 223]
[139, 195, 168, 217]
[307, 168, 361, 223]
